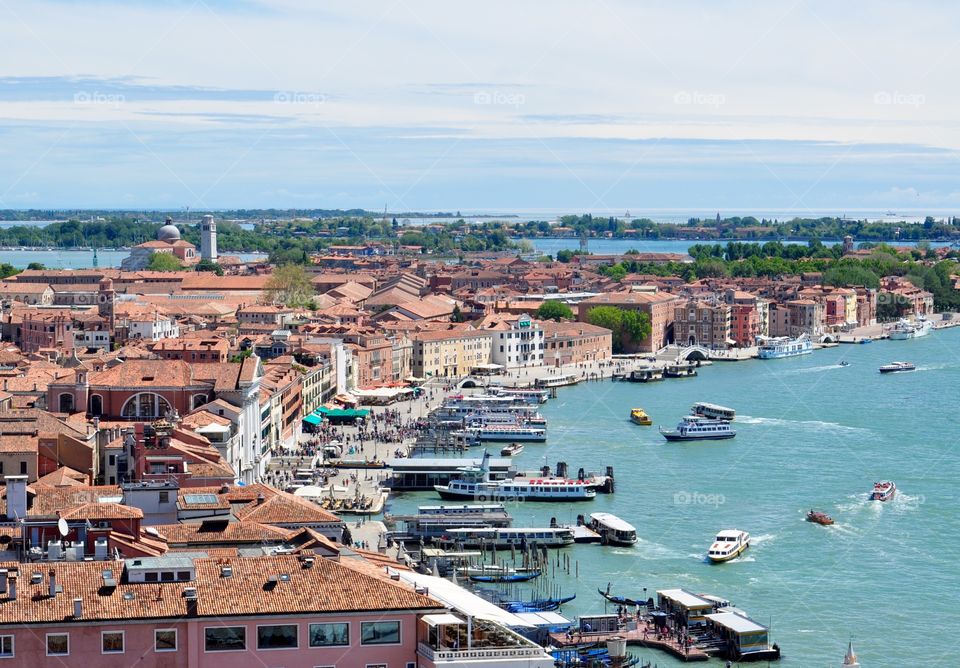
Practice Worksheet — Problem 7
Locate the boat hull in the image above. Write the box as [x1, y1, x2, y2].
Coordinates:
[758, 348, 813, 359]
[661, 432, 735, 441]
[434, 487, 596, 502]
[708, 543, 749, 563]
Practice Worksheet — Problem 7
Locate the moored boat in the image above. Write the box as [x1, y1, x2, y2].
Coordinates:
[707, 529, 750, 562]
[454, 425, 547, 442]
[438, 526, 575, 549]
[434, 452, 598, 502]
[630, 408, 652, 425]
[588, 512, 638, 546]
[869, 480, 896, 502]
[469, 569, 541, 583]
[806, 509, 834, 525]
[691, 401, 736, 421]
[757, 333, 813, 359]
[888, 316, 932, 340]
[500, 442, 524, 456]
[879, 361, 915, 373]
[660, 415, 736, 441]
[842, 640, 861, 667]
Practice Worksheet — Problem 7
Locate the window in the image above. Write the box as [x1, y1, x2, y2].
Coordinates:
[205, 626, 246, 652]
[108, 454, 116, 466]
[102, 631, 124, 654]
[0, 635, 12, 658]
[46, 633, 69, 656]
[309, 623, 349, 647]
[360, 621, 400, 645]
[18, 462, 25, 475]
[155, 629, 177, 652]
[257, 624, 298, 650]
[367, 665, 387, 668]
[158, 491, 169, 503]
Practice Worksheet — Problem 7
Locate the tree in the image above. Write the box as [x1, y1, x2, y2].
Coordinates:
[536, 301, 574, 321]
[26, 262, 46, 271]
[196, 258, 224, 275]
[146, 252, 183, 271]
[262, 264, 314, 307]
[451, 305, 465, 322]
[0, 263, 19, 279]
[586, 306, 651, 353]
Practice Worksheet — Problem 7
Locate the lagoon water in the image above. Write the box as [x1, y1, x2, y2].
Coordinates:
[388, 327, 960, 666]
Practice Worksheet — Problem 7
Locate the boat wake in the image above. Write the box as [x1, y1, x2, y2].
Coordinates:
[749, 533, 777, 548]
[785, 364, 848, 374]
[628, 539, 684, 560]
[737, 415, 871, 435]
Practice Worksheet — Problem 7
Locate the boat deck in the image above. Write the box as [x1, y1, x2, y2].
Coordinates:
[568, 525, 601, 543]
[548, 628, 709, 662]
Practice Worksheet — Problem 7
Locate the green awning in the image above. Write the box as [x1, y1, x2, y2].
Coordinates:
[303, 414, 323, 426]
[313, 407, 371, 419]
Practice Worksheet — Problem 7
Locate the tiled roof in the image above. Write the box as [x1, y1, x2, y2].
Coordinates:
[234, 493, 340, 525]
[60, 502, 144, 521]
[0, 554, 440, 625]
[153, 520, 296, 546]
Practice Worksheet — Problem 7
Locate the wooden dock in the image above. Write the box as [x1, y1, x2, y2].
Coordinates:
[548, 628, 709, 662]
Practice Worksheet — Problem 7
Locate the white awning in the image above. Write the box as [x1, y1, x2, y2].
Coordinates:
[422, 613, 466, 627]
[397, 572, 534, 627]
[704, 612, 767, 634]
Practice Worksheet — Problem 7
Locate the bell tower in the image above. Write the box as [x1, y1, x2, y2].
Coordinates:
[200, 214, 218, 262]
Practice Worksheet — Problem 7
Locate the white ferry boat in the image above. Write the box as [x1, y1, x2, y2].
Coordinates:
[660, 416, 736, 441]
[691, 402, 736, 421]
[455, 425, 547, 442]
[488, 387, 549, 404]
[434, 453, 597, 502]
[707, 529, 750, 563]
[438, 526, 575, 549]
[888, 317, 932, 340]
[534, 373, 579, 388]
[588, 512, 638, 546]
[757, 333, 813, 359]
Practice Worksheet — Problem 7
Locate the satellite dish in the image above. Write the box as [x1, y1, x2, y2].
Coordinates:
[57, 517, 69, 537]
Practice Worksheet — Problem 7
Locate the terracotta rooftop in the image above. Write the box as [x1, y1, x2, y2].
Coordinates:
[0, 553, 440, 625]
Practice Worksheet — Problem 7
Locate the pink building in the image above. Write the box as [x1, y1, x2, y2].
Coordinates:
[0, 553, 442, 667]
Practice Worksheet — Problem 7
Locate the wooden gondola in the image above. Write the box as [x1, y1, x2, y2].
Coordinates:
[598, 585, 642, 607]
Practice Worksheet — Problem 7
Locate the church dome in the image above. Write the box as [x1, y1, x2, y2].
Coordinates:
[157, 217, 181, 242]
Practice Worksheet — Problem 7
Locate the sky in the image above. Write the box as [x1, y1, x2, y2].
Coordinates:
[1, 0, 959, 213]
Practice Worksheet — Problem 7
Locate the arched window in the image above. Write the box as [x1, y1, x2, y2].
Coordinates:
[120, 393, 172, 419]
[58, 393, 75, 413]
[88, 394, 103, 416]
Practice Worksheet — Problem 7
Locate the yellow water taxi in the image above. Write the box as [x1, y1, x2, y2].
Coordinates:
[630, 408, 652, 425]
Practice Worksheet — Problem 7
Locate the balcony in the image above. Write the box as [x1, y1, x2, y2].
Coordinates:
[417, 617, 548, 664]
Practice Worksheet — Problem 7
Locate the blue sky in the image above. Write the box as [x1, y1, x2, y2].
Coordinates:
[1, 1, 958, 212]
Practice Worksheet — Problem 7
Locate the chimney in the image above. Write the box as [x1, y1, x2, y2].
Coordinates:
[256, 493, 266, 505]
[48, 569, 56, 598]
[73, 597, 82, 618]
[0, 570, 7, 594]
[8, 572, 16, 601]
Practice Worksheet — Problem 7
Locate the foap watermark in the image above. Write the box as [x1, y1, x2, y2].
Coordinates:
[673, 90, 725, 107]
[73, 91, 125, 107]
[273, 91, 326, 107]
[473, 90, 525, 108]
[673, 490, 725, 508]
[873, 91, 925, 108]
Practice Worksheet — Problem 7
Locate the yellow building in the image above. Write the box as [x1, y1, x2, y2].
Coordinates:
[412, 329, 493, 378]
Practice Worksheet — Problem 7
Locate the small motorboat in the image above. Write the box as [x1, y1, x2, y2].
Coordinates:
[806, 509, 834, 525]
[707, 529, 750, 563]
[879, 361, 915, 374]
[630, 408, 652, 425]
[500, 442, 524, 457]
[870, 480, 896, 502]
[839, 361, 849, 367]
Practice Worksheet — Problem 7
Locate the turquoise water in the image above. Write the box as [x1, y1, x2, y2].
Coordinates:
[389, 327, 960, 666]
